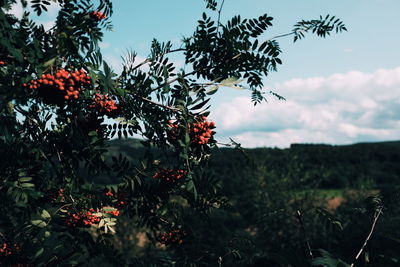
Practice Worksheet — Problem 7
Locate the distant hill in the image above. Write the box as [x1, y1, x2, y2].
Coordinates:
[107, 139, 400, 189]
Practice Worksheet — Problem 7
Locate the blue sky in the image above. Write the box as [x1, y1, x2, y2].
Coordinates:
[10, 0, 400, 147]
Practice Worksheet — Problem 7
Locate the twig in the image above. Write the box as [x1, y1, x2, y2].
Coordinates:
[217, 0, 226, 36]
[218, 250, 233, 267]
[350, 207, 383, 267]
[151, 70, 196, 92]
[130, 48, 185, 72]
[296, 210, 313, 259]
[130, 92, 179, 112]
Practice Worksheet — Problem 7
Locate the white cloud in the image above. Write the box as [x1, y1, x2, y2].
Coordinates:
[8, 1, 24, 18]
[213, 67, 400, 148]
[99, 42, 111, 49]
[7, 1, 60, 31]
[8, 0, 60, 18]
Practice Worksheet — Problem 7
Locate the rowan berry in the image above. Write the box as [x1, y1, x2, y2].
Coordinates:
[153, 168, 186, 183]
[90, 93, 119, 116]
[159, 230, 186, 245]
[190, 116, 216, 145]
[25, 68, 91, 104]
[90, 11, 107, 21]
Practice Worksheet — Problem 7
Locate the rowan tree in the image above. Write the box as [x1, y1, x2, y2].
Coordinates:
[0, 0, 346, 265]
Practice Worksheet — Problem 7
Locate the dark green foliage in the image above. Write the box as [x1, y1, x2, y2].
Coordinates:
[293, 15, 347, 42]
[108, 139, 400, 266]
[0, 0, 350, 265]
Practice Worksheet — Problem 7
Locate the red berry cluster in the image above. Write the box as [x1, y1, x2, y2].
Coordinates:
[190, 116, 216, 145]
[167, 120, 179, 142]
[90, 93, 118, 114]
[104, 189, 127, 207]
[90, 11, 107, 21]
[153, 168, 186, 183]
[0, 242, 20, 256]
[160, 230, 186, 245]
[0, 60, 5, 66]
[23, 69, 91, 102]
[50, 188, 65, 203]
[167, 116, 216, 145]
[104, 189, 114, 197]
[103, 208, 120, 217]
[66, 208, 101, 227]
[66, 206, 120, 227]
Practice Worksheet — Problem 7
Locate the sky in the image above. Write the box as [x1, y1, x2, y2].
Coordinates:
[9, 0, 400, 148]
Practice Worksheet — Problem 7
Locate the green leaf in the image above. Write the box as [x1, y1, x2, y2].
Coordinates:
[21, 183, 35, 188]
[220, 77, 239, 86]
[18, 177, 32, 182]
[31, 220, 47, 228]
[41, 209, 51, 219]
[34, 248, 44, 259]
[43, 58, 56, 67]
[207, 85, 219, 95]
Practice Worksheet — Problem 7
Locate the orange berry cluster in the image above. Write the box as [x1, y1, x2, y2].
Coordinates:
[90, 11, 107, 21]
[50, 188, 65, 203]
[66, 208, 101, 227]
[0, 242, 20, 256]
[104, 189, 114, 197]
[153, 168, 186, 183]
[66, 206, 120, 227]
[167, 116, 216, 145]
[0, 60, 5, 66]
[90, 93, 118, 114]
[190, 116, 216, 145]
[23, 69, 91, 102]
[103, 208, 120, 217]
[167, 121, 179, 142]
[160, 230, 186, 245]
[104, 189, 127, 207]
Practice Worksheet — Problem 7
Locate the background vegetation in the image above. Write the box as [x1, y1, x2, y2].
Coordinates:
[1, 0, 398, 266]
[107, 139, 400, 266]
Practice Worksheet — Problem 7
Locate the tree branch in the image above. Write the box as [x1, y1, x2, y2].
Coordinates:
[130, 48, 186, 72]
[296, 210, 313, 259]
[130, 92, 180, 112]
[350, 207, 383, 267]
[151, 71, 196, 93]
[217, 0, 225, 36]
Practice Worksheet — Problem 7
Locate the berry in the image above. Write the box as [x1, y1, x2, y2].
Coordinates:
[190, 116, 216, 145]
[167, 116, 216, 145]
[159, 230, 186, 245]
[153, 168, 186, 183]
[90, 11, 107, 21]
[25, 68, 91, 104]
[66, 209, 101, 227]
[90, 93, 119, 115]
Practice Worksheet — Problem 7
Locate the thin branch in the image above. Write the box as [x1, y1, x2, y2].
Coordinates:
[130, 92, 180, 112]
[151, 71, 196, 93]
[350, 207, 383, 267]
[130, 48, 186, 72]
[218, 250, 234, 267]
[296, 210, 314, 259]
[217, 0, 226, 36]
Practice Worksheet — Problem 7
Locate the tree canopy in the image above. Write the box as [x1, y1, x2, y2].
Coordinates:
[0, 0, 347, 265]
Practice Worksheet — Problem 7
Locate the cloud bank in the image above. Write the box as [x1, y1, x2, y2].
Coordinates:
[212, 67, 400, 148]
